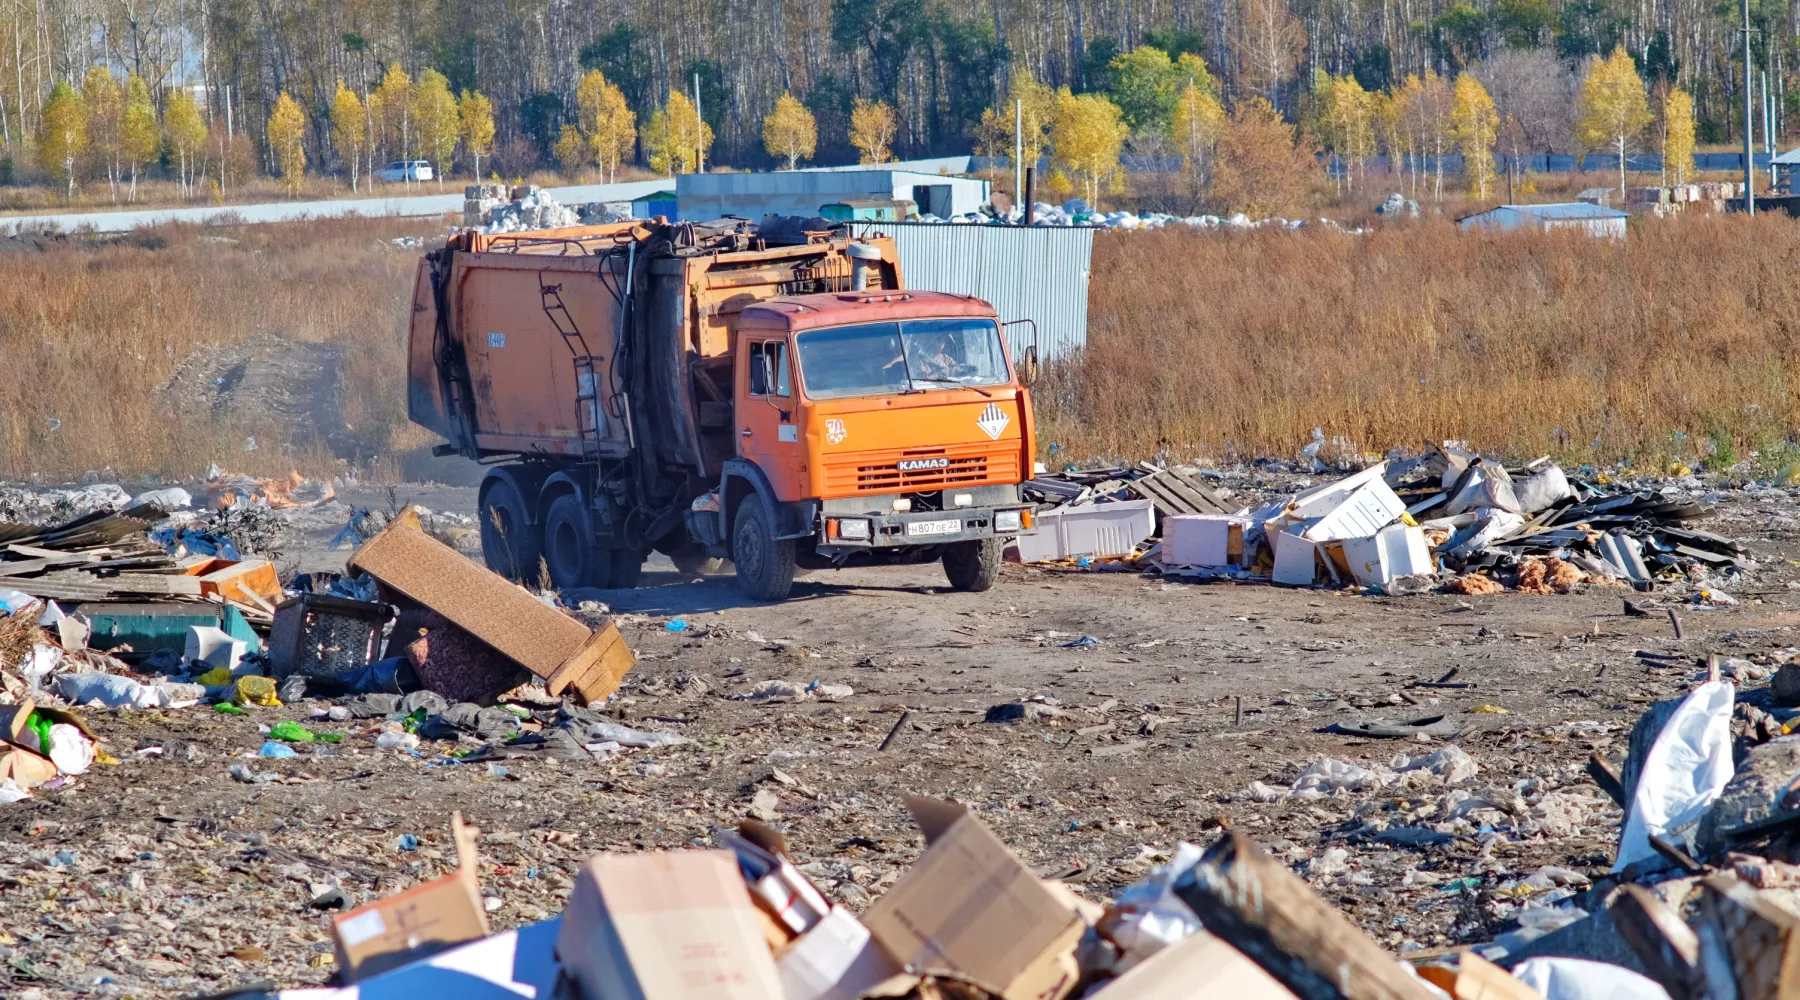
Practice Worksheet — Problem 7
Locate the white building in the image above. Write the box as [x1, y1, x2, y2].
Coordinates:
[673, 165, 991, 222]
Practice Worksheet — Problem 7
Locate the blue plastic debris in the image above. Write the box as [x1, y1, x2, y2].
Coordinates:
[51, 850, 76, 866]
[258, 741, 296, 758]
[397, 834, 420, 852]
[1076, 556, 1091, 569]
[665, 619, 689, 632]
[1060, 635, 1100, 648]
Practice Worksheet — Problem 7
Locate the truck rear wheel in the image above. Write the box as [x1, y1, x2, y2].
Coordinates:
[480, 479, 541, 583]
[732, 495, 795, 601]
[542, 494, 603, 589]
[942, 538, 1003, 592]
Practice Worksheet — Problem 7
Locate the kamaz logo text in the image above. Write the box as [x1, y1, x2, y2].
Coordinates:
[897, 458, 951, 471]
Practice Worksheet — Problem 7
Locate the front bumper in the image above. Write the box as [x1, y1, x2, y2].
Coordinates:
[816, 506, 1030, 549]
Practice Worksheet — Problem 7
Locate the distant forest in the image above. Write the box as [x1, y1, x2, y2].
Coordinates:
[0, 0, 1784, 176]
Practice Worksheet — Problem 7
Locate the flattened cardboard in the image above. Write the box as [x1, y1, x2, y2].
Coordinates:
[0, 744, 57, 787]
[1096, 932, 1298, 1000]
[332, 813, 489, 983]
[348, 510, 633, 705]
[0, 698, 98, 748]
[862, 797, 1085, 1000]
[556, 850, 783, 1000]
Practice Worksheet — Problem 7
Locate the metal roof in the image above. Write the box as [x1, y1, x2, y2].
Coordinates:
[1463, 202, 1630, 221]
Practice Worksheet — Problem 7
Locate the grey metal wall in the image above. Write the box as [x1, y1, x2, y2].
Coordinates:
[857, 223, 1094, 360]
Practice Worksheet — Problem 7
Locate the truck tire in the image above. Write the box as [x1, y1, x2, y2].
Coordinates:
[606, 547, 645, 589]
[942, 538, 1003, 592]
[542, 494, 603, 589]
[732, 495, 796, 601]
[480, 479, 541, 583]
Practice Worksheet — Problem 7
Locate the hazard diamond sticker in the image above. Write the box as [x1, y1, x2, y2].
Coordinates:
[976, 403, 1010, 440]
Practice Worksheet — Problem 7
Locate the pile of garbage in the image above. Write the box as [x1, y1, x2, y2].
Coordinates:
[1017, 442, 1746, 596]
[204, 661, 1800, 1000]
[944, 199, 1358, 233]
[470, 184, 631, 233]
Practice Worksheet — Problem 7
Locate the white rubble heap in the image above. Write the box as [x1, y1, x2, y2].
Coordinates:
[933, 198, 1361, 233]
[469, 184, 632, 233]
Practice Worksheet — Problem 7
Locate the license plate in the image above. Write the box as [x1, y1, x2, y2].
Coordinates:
[906, 518, 963, 537]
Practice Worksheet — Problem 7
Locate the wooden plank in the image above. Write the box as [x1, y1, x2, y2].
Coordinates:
[1174, 834, 1440, 1000]
[1613, 885, 1702, 1000]
[0, 555, 94, 577]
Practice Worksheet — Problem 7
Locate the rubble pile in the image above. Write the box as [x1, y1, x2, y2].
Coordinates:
[469, 184, 632, 233]
[1019, 442, 1746, 597]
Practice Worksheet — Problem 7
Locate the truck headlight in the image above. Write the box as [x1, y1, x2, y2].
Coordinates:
[838, 518, 871, 540]
[995, 509, 1023, 532]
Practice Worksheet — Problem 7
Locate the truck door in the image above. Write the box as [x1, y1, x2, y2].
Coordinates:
[739, 337, 805, 500]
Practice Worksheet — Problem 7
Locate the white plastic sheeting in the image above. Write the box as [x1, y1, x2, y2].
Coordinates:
[1614, 679, 1736, 872]
[1511, 958, 1672, 1000]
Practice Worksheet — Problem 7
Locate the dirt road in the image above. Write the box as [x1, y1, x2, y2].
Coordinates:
[1, 478, 1793, 997]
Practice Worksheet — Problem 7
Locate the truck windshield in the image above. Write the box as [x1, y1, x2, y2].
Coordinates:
[794, 319, 1010, 399]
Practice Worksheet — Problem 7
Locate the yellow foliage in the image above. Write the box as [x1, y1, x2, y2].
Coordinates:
[762, 92, 817, 169]
[1449, 74, 1499, 199]
[1576, 47, 1652, 196]
[330, 80, 367, 188]
[1662, 87, 1696, 186]
[849, 97, 898, 164]
[459, 90, 496, 178]
[267, 91, 308, 194]
[1050, 88, 1129, 208]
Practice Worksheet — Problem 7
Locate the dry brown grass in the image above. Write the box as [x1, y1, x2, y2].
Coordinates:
[1044, 213, 1800, 471]
[0, 216, 440, 481]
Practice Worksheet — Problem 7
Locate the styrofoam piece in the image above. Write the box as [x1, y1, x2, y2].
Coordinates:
[1614, 679, 1734, 872]
[185, 625, 248, 672]
[1342, 525, 1433, 586]
[1270, 529, 1319, 586]
[1163, 515, 1250, 567]
[1014, 499, 1155, 562]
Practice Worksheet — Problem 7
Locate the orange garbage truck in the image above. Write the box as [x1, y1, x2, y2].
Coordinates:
[406, 218, 1039, 600]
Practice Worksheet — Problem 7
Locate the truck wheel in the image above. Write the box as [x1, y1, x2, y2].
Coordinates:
[542, 494, 602, 589]
[606, 547, 645, 589]
[732, 496, 795, 601]
[480, 479, 540, 582]
[942, 538, 1003, 592]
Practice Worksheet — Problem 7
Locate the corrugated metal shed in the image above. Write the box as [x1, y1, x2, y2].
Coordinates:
[1457, 203, 1628, 238]
[858, 223, 1095, 360]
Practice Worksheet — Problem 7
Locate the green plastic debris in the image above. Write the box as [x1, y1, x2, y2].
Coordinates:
[24, 711, 53, 755]
[400, 708, 429, 733]
[214, 702, 246, 716]
[268, 720, 316, 743]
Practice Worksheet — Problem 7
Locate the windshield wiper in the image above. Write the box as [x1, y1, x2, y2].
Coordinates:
[908, 378, 993, 397]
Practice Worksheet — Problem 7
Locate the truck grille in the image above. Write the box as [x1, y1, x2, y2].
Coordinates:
[823, 445, 1020, 494]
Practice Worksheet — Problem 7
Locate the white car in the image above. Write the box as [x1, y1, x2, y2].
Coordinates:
[374, 159, 433, 183]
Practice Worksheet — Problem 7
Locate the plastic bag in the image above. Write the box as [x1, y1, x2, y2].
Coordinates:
[55, 672, 167, 709]
[268, 720, 316, 743]
[234, 675, 281, 707]
[46, 724, 93, 775]
[194, 666, 234, 687]
[1615, 680, 1734, 872]
[1511, 958, 1672, 1000]
[1101, 842, 1207, 971]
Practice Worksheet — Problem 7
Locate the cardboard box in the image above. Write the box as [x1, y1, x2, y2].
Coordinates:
[0, 744, 57, 788]
[1095, 931, 1298, 1000]
[1163, 515, 1249, 567]
[332, 813, 489, 983]
[556, 850, 783, 1000]
[862, 797, 1086, 1000]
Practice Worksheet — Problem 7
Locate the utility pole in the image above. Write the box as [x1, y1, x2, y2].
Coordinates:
[693, 71, 703, 174]
[1744, 0, 1756, 214]
[1013, 99, 1023, 218]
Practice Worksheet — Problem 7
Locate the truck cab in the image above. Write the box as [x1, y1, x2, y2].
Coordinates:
[686, 289, 1036, 600]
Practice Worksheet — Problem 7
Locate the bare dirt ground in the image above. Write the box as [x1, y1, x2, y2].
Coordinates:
[3, 475, 1797, 997]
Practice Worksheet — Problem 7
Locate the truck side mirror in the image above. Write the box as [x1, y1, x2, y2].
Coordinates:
[752, 353, 776, 395]
[1023, 345, 1040, 386]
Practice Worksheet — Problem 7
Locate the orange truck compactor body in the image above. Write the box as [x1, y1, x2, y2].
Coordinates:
[407, 219, 1038, 601]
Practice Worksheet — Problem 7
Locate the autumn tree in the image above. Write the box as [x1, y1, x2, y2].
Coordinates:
[553, 124, 589, 176]
[1234, 0, 1305, 110]
[849, 97, 898, 163]
[459, 90, 495, 180]
[37, 81, 86, 200]
[372, 64, 416, 184]
[81, 68, 123, 200]
[643, 90, 711, 175]
[1312, 71, 1373, 194]
[1050, 88, 1129, 207]
[1210, 97, 1318, 217]
[576, 72, 634, 181]
[976, 69, 1057, 192]
[1449, 73, 1499, 199]
[1575, 46, 1652, 198]
[163, 88, 207, 197]
[331, 81, 367, 191]
[1662, 87, 1695, 186]
[1170, 79, 1226, 202]
[119, 73, 158, 201]
[1106, 46, 1216, 137]
[267, 91, 307, 195]
[762, 92, 816, 169]
[413, 69, 459, 189]
[1395, 71, 1454, 201]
